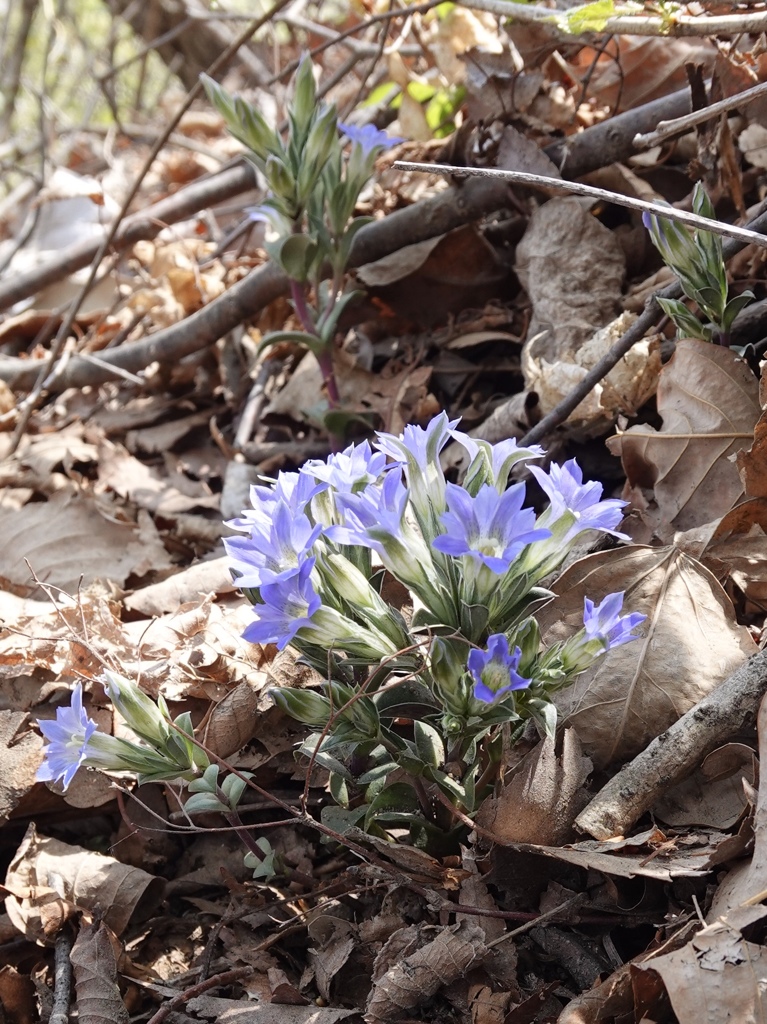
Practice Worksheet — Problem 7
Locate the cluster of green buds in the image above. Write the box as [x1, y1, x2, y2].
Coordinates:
[202, 60, 403, 414]
[643, 182, 754, 345]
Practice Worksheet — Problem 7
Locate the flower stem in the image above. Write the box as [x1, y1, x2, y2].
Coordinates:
[289, 278, 341, 413]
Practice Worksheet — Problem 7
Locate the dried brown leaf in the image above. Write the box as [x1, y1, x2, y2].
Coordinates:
[0, 492, 172, 593]
[365, 922, 489, 1022]
[653, 743, 755, 829]
[98, 439, 219, 514]
[0, 712, 44, 825]
[71, 921, 130, 1024]
[5, 825, 164, 941]
[477, 730, 591, 845]
[608, 340, 760, 539]
[515, 197, 625, 365]
[538, 546, 756, 768]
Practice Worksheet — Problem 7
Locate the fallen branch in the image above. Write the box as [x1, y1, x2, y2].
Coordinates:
[575, 648, 767, 841]
[0, 85, 694, 393]
[634, 80, 767, 150]
[0, 161, 257, 312]
[461, 0, 767, 38]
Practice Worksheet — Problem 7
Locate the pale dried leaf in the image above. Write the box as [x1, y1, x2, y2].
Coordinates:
[71, 921, 130, 1024]
[523, 312, 661, 440]
[98, 439, 219, 514]
[366, 922, 489, 1022]
[608, 340, 760, 539]
[124, 556, 234, 615]
[0, 492, 172, 593]
[204, 679, 272, 759]
[538, 546, 756, 768]
[515, 197, 625, 365]
[307, 914, 357, 1003]
[0, 711, 43, 825]
[5, 824, 165, 941]
[477, 729, 591, 845]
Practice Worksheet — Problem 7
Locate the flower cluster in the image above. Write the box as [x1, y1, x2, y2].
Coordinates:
[643, 183, 754, 346]
[225, 414, 645, 831]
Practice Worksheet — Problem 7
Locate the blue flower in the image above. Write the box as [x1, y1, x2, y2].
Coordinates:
[467, 635, 531, 703]
[225, 502, 322, 590]
[227, 472, 325, 531]
[338, 122, 404, 155]
[328, 468, 408, 551]
[376, 412, 459, 473]
[301, 440, 387, 494]
[242, 559, 322, 650]
[583, 592, 645, 649]
[37, 683, 99, 790]
[433, 482, 550, 573]
[529, 459, 628, 540]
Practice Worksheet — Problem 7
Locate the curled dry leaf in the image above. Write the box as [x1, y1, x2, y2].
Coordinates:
[5, 824, 164, 941]
[522, 311, 661, 440]
[365, 922, 489, 1023]
[71, 921, 130, 1024]
[476, 729, 591, 846]
[0, 711, 44, 826]
[608, 339, 761, 540]
[536, 545, 756, 768]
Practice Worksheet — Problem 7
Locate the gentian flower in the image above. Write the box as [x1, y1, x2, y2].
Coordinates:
[242, 559, 322, 650]
[433, 482, 550, 573]
[338, 122, 404, 155]
[227, 472, 324, 531]
[583, 592, 645, 649]
[36, 683, 98, 789]
[328, 469, 408, 551]
[467, 635, 531, 703]
[529, 459, 629, 540]
[224, 503, 322, 589]
[376, 412, 459, 532]
[302, 440, 387, 495]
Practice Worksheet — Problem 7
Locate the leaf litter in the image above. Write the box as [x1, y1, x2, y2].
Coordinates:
[1, 6, 767, 1024]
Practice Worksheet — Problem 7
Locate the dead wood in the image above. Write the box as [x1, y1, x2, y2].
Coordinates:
[0, 162, 257, 313]
[575, 647, 767, 841]
[0, 86, 695, 394]
[101, 0, 271, 92]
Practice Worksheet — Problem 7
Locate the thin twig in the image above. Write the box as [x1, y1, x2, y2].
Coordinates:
[145, 966, 252, 1024]
[454, 0, 767, 38]
[634, 80, 767, 149]
[49, 929, 74, 1024]
[393, 160, 767, 249]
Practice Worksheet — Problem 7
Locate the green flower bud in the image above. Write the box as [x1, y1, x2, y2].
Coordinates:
[102, 671, 170, 747]
[270, 686, 331, 727]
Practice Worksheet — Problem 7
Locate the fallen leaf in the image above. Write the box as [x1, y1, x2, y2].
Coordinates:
[477, 729, 591, 845]
[5, 824, 165, 941]
[0, 492, 172, 593]
[72, 921, 130, 1024]
[0, 712, 43, 826]
[515, 197, 625, 365]
[653, 743, 756, 828]
[608, 339, 761, 540]
[537, 546, 757, 768]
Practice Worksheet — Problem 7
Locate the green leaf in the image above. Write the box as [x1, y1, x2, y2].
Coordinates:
[184, 792, 229, 815]
[319, 290, 364, 345]
[187, 763, 219, 793]
[414, 721, 445, 769]
[277, 233, 318, 283]
[365, 782, 421, 830]
[560, 0, 616, 32]
[257, 330, 324, 357]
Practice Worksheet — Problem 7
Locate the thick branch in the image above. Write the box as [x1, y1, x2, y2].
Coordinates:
[576, 649, 767, 841]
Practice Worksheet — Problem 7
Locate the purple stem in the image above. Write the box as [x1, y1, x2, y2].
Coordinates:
[289, 278, 340, 410]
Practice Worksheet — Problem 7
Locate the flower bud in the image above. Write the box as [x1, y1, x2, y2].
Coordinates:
[102, 671, 170, 747]
[270, 686, 331, 728]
